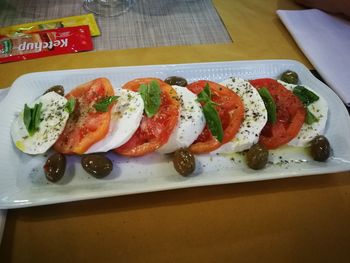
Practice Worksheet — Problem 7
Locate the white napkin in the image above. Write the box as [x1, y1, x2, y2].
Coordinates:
[0, 88, 9, 244]
[277, 9, 350, 106]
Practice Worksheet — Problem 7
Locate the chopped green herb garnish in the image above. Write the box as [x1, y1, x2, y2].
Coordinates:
[94, 96, 119, 112]
[197, 83, 223, 142]
[258, 87, 276, 124]
[65, 98, 76, 113]
[139, 80, 161, 118]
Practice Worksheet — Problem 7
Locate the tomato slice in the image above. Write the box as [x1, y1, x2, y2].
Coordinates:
[249, 78, 306, 149]
[54, 78, 115, 154]
[114, 78, 180, 157]
[186, 80, 244, 154]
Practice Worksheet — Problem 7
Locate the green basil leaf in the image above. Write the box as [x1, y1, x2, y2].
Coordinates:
[196, 82, 223, 142]
[23, 104, 32, 134]
[203, 83, 211, 98]
[197, 83, 212, 103]
[293, 86, 320, 125]
[293, 86, 319, 106]
[196, 92, 209, 103]
[65, 98, 76, 114]
[29, 104, 36, 134]
[197, 92, 209, 103]
[258, 87, 277, 124]
[23, 102, 42, 136]
[33, 102, 42, 132]
[202, 103, 224, 143]
[305, 108, 319, 125]
[139, 80, 161, 118]
[94, 96, 119, 112]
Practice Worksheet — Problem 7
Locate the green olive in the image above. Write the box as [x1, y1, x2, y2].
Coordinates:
[310, 135, 331, 162]
[81, 154, 113, 178]
[280, 70, 299, 84]
[164, 76, 188, 87]
[43, 152, 66, 182]
[173, 148, 195, 176]
[43, 85, 65, 96]
[246, 143, 269, 170]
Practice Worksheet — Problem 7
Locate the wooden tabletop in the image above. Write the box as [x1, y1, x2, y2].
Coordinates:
[1, 0, 349, 262]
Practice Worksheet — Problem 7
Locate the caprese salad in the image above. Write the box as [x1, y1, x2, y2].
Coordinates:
[10, 70, 331, 182]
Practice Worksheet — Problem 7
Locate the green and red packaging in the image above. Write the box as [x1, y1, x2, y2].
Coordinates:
[0, 25, 93, 63]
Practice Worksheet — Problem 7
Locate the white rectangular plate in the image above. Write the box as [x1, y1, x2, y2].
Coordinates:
[1, 60, 350, 209]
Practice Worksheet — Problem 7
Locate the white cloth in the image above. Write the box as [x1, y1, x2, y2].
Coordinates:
[277, 9, 350, 106]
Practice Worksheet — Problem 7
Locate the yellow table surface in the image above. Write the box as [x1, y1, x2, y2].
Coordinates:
[1, 0, 349, 262]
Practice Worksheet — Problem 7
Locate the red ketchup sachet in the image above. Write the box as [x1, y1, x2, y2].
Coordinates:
[0, 25, 93, 63]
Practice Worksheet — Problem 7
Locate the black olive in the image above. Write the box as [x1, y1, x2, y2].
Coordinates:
[43, 152, 66, 182]
[310, 135, 331, 162]
[164, 76, 188, 87]
[81, 154, 113, 178]
[173, 148, 195, 176]
[43, 85, 65, 96]
[280, 70, 299, 84]
[246, 143, 269, 170]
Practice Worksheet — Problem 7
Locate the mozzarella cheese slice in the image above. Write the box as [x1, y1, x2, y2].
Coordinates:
[86, 89, 144, 153]
[278, 80, 328, 147]
[11, 91, 69, 155]
[157, 85, 205, 154]
[215, 77, 268, 153]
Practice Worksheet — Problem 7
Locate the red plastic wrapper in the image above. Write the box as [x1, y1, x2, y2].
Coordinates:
[0, 25, 93, 63]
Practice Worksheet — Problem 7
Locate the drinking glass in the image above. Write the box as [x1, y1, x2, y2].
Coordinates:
[83, 0, 135, 17]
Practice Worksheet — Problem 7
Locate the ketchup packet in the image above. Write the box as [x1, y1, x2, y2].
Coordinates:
[0, 25, 93, 63]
